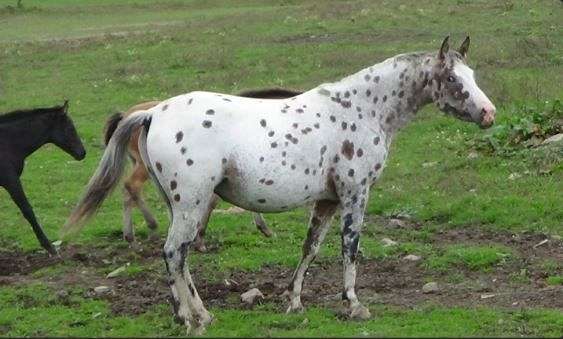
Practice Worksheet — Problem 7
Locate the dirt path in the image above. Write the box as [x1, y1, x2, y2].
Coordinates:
[1, 228, 561, 315]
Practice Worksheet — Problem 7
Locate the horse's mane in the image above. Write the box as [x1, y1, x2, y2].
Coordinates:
[0, 105, 63, 125]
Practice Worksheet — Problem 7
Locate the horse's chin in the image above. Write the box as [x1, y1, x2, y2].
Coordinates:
[71, 149, 87, 161]
[479, 121, 494, 129]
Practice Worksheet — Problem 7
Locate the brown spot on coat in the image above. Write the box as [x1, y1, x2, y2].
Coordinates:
[174, 194, 180, 202]
[341, 140, 355, 160]
[156, 162, 163, 172]
[170, 181, 177, 190]
[175, 131, 184, 143]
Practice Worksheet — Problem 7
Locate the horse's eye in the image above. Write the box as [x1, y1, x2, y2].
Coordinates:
[447, 76, 456, 82]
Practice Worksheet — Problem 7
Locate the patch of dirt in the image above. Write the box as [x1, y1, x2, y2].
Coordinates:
[1, 228, 561, 317]
[0, 250, 60, 276]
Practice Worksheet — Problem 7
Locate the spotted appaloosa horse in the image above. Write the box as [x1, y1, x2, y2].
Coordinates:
[64, 36, 495, 333]
[103, 88, 302, 251]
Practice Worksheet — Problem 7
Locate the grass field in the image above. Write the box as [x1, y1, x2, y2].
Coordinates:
[0, 0, 561, 337]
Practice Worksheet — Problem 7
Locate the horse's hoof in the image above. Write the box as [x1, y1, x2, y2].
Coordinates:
[286, 301, 305, 314]
[123, 233, 135, 244]
[45, 245, 59, 257]
[193, 242, 207, 253]
[260, 227, 274, 238]
[192, 312, 213, 336]
[349, 304, 371, 320]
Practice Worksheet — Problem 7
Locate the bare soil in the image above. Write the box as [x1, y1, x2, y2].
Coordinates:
[0, 228, 561, 316]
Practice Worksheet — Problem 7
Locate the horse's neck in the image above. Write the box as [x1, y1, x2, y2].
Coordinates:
[5, 115, 52, 158]
[323, 53, 434, 142]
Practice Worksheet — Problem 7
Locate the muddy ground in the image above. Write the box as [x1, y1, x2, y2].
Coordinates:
[1, 228, 561, 316]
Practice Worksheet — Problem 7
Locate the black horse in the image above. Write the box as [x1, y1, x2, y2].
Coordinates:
[0, 101, 86, 255]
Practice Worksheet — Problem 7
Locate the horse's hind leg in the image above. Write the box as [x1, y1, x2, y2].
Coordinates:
[165, 202, 214, 333]
[192, 194, 219, 252]
[253, 213, 273, 237]
[123, 161, 159, 242]
[286, 200, 338, 313]
[4, 175, 57, 255]
[194, 195, 273, 252]
[161, 177, 217, 333]
[122, 185, 136, 244]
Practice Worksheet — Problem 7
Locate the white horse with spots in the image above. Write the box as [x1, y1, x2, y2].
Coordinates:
[64, 36, 495, 334]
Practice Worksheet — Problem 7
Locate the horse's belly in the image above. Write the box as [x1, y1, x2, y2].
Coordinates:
[214, 175, 330, 213]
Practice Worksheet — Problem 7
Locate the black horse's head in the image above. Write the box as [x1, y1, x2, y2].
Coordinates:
[49, 100, 86, 160]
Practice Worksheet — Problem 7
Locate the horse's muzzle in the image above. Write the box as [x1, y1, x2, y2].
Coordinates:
[479, 106, 495, 129]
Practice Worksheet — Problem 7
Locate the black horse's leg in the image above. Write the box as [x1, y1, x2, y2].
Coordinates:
[4, 176, 57, 255]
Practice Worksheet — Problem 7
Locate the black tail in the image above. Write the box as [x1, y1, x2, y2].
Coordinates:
[103, 112, 124, 146]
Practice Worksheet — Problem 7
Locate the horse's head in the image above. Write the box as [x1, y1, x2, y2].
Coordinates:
[430, 36, 495, 128]
[50, 100, 86, 160]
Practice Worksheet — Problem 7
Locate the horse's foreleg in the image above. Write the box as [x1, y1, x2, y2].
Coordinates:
[253, 213, 273, 237]
[286, 200, 338, 313]
[5, 176, 57, 255]
[340, 192, 371, 320]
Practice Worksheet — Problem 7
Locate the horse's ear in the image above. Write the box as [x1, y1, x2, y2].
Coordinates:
[62, 100, 69, 113]
[438, 36, 450, 60]
[458, 36, 470, 58]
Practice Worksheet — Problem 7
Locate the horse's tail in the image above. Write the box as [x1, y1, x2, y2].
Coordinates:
[62, 110, 153, 237]
[103, 112, 123, 146]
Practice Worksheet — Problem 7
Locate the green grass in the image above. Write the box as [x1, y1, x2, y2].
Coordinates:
[427, 244, 512, 272]
[2, 284, 562, 337]
[546, 276, 562, 286]
[0, 0, 561, 337]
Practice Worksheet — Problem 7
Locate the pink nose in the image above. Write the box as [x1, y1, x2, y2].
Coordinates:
[480, 105, 496, 128]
